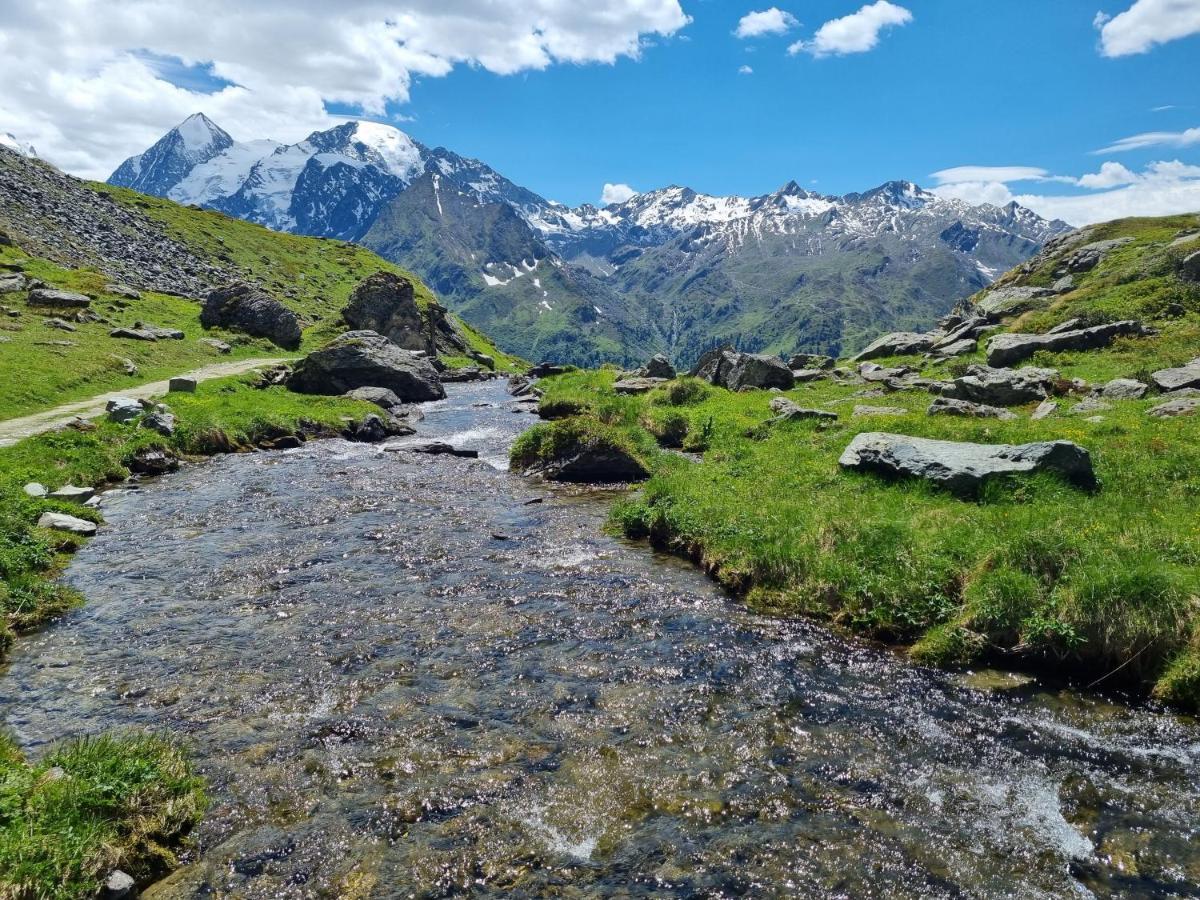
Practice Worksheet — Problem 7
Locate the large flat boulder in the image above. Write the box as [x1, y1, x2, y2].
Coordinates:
[287, 330, 445, 402]
[1151, 358, 1200, 393]
[202, 283, 302, 349]
[1148, 397, 1200, 418]
[939, 364, 1059, 406]
[342, 272, 429, 352]
[27, 287, 90, 308]
[853, 331, 936, 361]
[985, 320, 1151, 367]
[839, 432, 1097, 496]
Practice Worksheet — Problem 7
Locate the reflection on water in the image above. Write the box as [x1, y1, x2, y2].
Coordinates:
[2, 382, 1197, 898]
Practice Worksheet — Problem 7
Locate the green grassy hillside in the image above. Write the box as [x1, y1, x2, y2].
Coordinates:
[0, 220, 518, 420]
[520, 213, 1200, 708]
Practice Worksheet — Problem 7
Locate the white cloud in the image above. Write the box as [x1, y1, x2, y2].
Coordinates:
[1096, 0, 1200, 57]
[1151, 104, 1176, 111]
[739, 65, 755, 75]
[601, 182, 638, 205]
[931, 158, 1200, 226]
[0, 1, 690, 180]
[1094, 125, 1200, 153]
[930, 166, 1054, 185]
[735, 8, 798, 39]
[789, 1, 912, 57]
[1076, 161, 1140, 188]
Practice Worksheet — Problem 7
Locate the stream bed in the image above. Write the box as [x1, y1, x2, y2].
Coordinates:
[2, 381, 1198, 898]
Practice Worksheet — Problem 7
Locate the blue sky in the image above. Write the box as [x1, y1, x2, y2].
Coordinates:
[3, 0, 1198, 224]
[390, 2, 1197, 207]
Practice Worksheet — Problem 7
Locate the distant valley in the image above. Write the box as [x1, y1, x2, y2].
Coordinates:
[109, 114, 1071, 365]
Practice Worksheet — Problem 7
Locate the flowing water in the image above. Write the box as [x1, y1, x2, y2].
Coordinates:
[3, 382, 1198, 898]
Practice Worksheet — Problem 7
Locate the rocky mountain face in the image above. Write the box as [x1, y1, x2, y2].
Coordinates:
[109, 116, 1070, 365]
[1, 145, 235, 297]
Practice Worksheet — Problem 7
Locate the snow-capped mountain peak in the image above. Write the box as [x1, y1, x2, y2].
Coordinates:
[173, 113, 232, 162]
[0, 132, 37, 159]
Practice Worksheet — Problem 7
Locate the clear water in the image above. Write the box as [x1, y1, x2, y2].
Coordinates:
[2, 382, 1197, 898]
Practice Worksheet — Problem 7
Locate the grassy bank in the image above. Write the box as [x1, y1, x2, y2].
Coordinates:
[0, 732, 206, 900]
[0, 374, 384, 898]
[520, 216, 1200, 708]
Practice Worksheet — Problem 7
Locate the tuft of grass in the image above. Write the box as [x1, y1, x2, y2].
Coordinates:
[510, 415, 655, 476]
[0, 731, 206, 900]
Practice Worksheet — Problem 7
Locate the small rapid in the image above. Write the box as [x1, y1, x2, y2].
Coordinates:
[2, 381, 1197, 898]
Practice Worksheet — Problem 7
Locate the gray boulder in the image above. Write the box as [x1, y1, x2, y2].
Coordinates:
[23, 482, 47, 498]
[853, 331, 936, 361]
[690, 347, 793, 391]
[1148, 397, 1200, 418]
[928, 397, 1018, 420]
[930, 338, 977, 359]
[110, 323, 184, 341]
[1100, 378, 1149, 400]
[791, 368, 828, 383]
[985, 320, 1151, 367]
[342, 272, 428, 352]
[974, 286, 1054, 317]
[44, 317, 76, 332]
[141, 409, 176, 436]
[839, 432, 1097, 496]
[344, 386, 405, 411]
[37, 512, 98, 535]
[103, 869, 136, 900]
[200, 337, 232, 354]
[287, 330, 445, 402]
[853, 405, 908, 417]
[105, 397, 143, 423]
[1181, 250, 1200, 282]
[168, 377, 197, 393]
[48, 485, 95, 503]
[128, 447, 180, 475]
[0, 273, 28, 293]
[787, 352, 834, 370]
[105, 283, 141, 300]
[940, 365, 1059, 406]
[27, 287, 90, 308]
[1063, 237, 1131, 273]
[644, 354, 677, 379]
[1031, 399, 1059, 420]
[769, 397, 838, 423]
[1151, 359, 1200, 393]
[202, 283, 302, 349]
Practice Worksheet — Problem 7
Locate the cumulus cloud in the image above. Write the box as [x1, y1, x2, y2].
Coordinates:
[0, 1, 690, 179]
[1094, 125, 1200, 153]
[789, 1, 912, 57]
[1076, 161, 1140, 188]
[739, 65, 755, 74]
[931, 159, 1200, 226]
[601, 182, 638, 205]
[735, 8, 798, 39]
[1095, 0, 1200, 57]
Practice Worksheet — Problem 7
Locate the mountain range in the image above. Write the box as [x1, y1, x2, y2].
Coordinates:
[109, 114, 1071, 365]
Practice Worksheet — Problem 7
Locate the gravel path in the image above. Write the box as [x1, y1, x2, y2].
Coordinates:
[0, 357, 290, 448]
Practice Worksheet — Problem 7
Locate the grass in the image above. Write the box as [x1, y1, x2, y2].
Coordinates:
[0, 187, 519, 419]
[527, 216, 1200, 708]
[0, 731, 206, 900]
